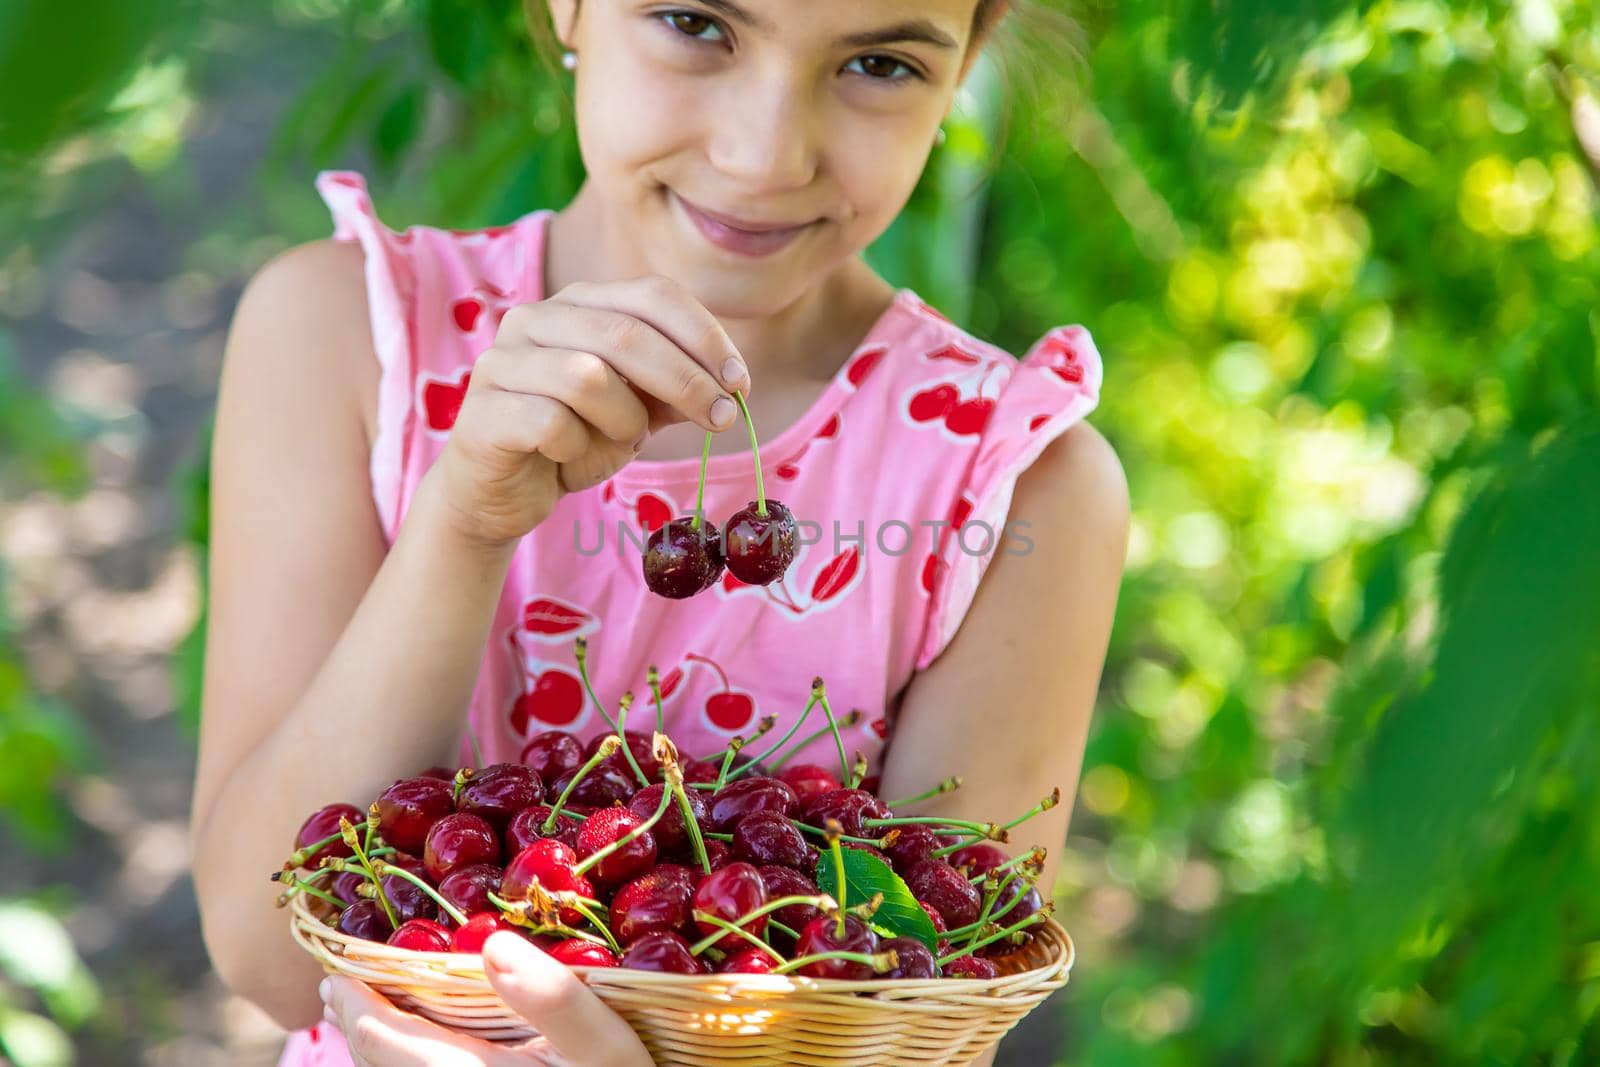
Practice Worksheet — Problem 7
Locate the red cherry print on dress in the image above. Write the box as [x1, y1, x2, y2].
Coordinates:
[636, 492, 674, 535]
[870, 717, 889, 740]
[1039, 329, 1088, 385]
[775, 462, 801, 481]
[520, 597, 597, 642]
[906, 295, 952, 323]
[843, 344, 887, 390]
[510, 668, 584, 732]
[944, 396, 995, 437]
[908, 384, 959, 423]
[810, 546, 861, 605]
[452, 297, 484, 332]
[1028, 414, 1051, 432]
[602, 481, 616, 503]
[421, 370, 472, 432]
[920, 553, 940, 595]
[684, 653, 756, 732]
[924, 343, 982, 366]
[817, 413, 841, 439]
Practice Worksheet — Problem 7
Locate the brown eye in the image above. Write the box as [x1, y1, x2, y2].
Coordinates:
[847, 54, 915, 81]
[667, 12, 719, 39]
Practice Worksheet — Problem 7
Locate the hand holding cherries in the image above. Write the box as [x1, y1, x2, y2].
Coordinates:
[276, 675, 1058, 983]
[643, 393, 800, 599]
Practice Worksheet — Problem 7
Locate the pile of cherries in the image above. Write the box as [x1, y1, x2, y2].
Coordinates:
[642, 393, 799, 599]
[277, 678, 1055, 983]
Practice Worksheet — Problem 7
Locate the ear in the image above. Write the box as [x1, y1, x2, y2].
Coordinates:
[546, 0, 580, 48]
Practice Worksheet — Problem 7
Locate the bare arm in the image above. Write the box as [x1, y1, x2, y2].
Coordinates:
[879, 421, 1131, 1066]
[189, 240, 520, 1030]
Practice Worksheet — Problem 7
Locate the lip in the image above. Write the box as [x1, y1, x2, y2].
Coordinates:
[672, 192, 816, 258]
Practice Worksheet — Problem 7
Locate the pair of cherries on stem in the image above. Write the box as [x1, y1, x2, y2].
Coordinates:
[643, 392, 799, 599]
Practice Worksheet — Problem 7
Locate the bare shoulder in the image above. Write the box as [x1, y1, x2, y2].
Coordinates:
[229, 237, 379, 446]
[1012, 421, 1131, 549]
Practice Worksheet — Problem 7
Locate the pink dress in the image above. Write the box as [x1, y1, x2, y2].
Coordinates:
[276, 170, 1104, 1064]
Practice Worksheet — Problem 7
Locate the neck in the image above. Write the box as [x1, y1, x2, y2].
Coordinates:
[545, 182, 897, 384]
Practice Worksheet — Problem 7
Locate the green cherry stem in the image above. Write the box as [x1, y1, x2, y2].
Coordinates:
[731, 391, 767, 514]
[696, 716, 780, 768]
[964, 869, 1020, 950]
[284, 822, 369, 870]
[769, 919, 799, 940]
[766, 710, 864, 772]
[813, 680, 850, 784]
[772, 950, 899, 976]
[999, 789, 1061, 834]
[339, 817, 398, 929]
[790, 822, 890, 847]
[667, 768, 714, 876]
[936, 908, 1052, 967]
[730, 693, 820, 780]
[614, 692, 651, 787]
[688, 895, 837, 955]
[573, 637, 622, 735]
[373, 860, 470, 927]
[886, 777, 964, 810]
[543, 736, 622, 834]
[276, 875, 346, 910]
[692, 431, 713, 529]
[825, 824, 849, 938]
[715, 735, 748, 791]
[864, 816, 1005, 840]
[965, 847, 1047, 886]
[648, 666, 666, 734]
[689, 915, 783, 960]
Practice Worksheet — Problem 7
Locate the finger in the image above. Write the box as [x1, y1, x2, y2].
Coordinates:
[558, 423, 636, 494]
[514, 302, 738, 434]
[482, 932, 652, 1067]
[475, 391, 591, 466]
[565, 274, 749, 396]
[323, 976, 500, 1067]
[481, 347, 650, 447]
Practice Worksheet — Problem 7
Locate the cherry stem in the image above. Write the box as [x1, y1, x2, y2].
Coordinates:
[487, 891, 618, 952]
[696, 716, 778, 767]
[648, 666, 665, 734]
[936, 907, 1051, 966]
[931, 833, 988, 859]
[667, 771, 714, 876]
[825, 825, 848, 937]
[966, 847, 1047, 886]
[964, 868, 1021, 950]
[848, 751, 868, 791]
[702, 831, 734, 842]
[692, 431, 712, 530]
[887, 777, 964, 810]
[279, 875, 346, 910]
[573, 637, 622, 734]
[999, 789, 1061, 834]
[374, 860, 469, 927]
[865, 816, 1005, 840]
[285, 822, 369, 870]
[364, 805, 381, 853]
[614, 692, 651, 786]
[731, 391, 767, 514]
[339, 817, 398, 929]
[791, 822, 890, 847]
[543, 736, 622, 834]
[572, 775, 674, 878]
[769, 919, 799, 939]
[692, 913, 787, 961]
[766, 710, 863, 772]
[730, 693, 820, 780]
[688, 894, 837, 955]
[772, 949, 899, 976]
[715, 735, 748, 791]
[813, 680, 850, 784]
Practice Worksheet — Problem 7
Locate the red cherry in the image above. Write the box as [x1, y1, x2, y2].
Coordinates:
[545, 940, 619, 968]
[643, 518, 724, 599]
[627, 784, 707, 859]
[944, 397, 995, 436]
[387, 918, 452, 952]
[881, 937, 939, 979]
[502, 839, 594, 926]
[919, 900, 953, 954]
[552, 763, 637, 809]
[519, 731, 584, 781]
[437, 863, 503, 921]
[330, 870, 368, 905]
[908, 383, 958, 422]
[450, 913, 520, 954]
[882, 823, 940, 873]
[381, 865, 440, 925]
[336, 899, 393, 943]
[680, 759, 721, 785]
[718, 947, 780, 974]
[294, 803, 362, 863]
[800, 788, 888, 838]
[702, 839, 734, 872]
[692, 862, 768, 948]
[732, 812, 817, 871]
[507, 804, 584, 853]
[776, 765, 842, 799]
[905, 859, 982, 929]
[575, 808, 658, 888]
[619, 931, 705, 974]
[584, 731, 660, 782]
[457, 763, 544, 829]
[792, 914, 878, 979]
[723, 500, 799, 586]
[949, 843, 1008, 877]
[375, 778, 454, 854]
[943, 955, 998, 980]
[757, 866, 824, 935]
[422, 813, 500, 882]
[609, 866, 695, 944]
[708, 777, 800, 833]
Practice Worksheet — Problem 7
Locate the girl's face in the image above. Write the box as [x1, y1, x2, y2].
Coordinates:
[550, 0, 985, 318]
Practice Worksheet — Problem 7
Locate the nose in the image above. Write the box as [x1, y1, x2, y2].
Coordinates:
[705, 73, 818, 193]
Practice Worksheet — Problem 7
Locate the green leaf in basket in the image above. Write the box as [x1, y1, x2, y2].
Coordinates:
[814, 848, 940, 953]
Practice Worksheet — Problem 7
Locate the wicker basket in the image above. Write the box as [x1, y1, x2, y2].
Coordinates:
[290, 891, 1073, 1066]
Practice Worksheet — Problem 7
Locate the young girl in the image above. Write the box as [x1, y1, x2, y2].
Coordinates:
[189, 0, 1128, 1063]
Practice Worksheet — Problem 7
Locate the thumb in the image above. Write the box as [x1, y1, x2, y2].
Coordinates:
[482, 932, 650, 1064]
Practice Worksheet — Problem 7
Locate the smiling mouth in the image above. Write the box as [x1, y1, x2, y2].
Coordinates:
[672, 192, 818, 259]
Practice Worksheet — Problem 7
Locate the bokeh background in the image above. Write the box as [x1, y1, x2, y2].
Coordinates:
[3, 0, 1599, 1064]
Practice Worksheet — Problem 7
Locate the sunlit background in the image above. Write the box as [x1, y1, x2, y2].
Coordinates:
[2, 0, 1598, 1064]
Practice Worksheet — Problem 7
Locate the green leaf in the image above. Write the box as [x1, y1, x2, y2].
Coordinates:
[814, 847, 939, 952]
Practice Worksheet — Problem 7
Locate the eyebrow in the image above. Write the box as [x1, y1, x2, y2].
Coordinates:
[690, 0, 962, 52]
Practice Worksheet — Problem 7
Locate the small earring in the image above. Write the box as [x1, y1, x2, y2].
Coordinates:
[561, 50, 578, 72]
[933, 126, 947, 147]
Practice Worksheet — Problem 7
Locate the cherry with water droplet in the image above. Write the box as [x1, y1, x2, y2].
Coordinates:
[642, 518, 724, 599]
[336, 899, 394, 943]
[723, 500, 799, 585]
[375, 778, 454, 854]
[388, 918, 452, 952]
[792, 914, 878, 980]
[422, 813, 500, 883]
[456, 763, 544, 829]
[692, 862, 768, 948]
[620, 931, 705, 974]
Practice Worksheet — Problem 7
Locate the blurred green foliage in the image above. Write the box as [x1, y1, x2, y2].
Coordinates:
[3, 0, 1598, 1063]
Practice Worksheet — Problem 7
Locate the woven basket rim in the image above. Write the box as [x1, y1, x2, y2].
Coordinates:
[289, 888, 1075, 995]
